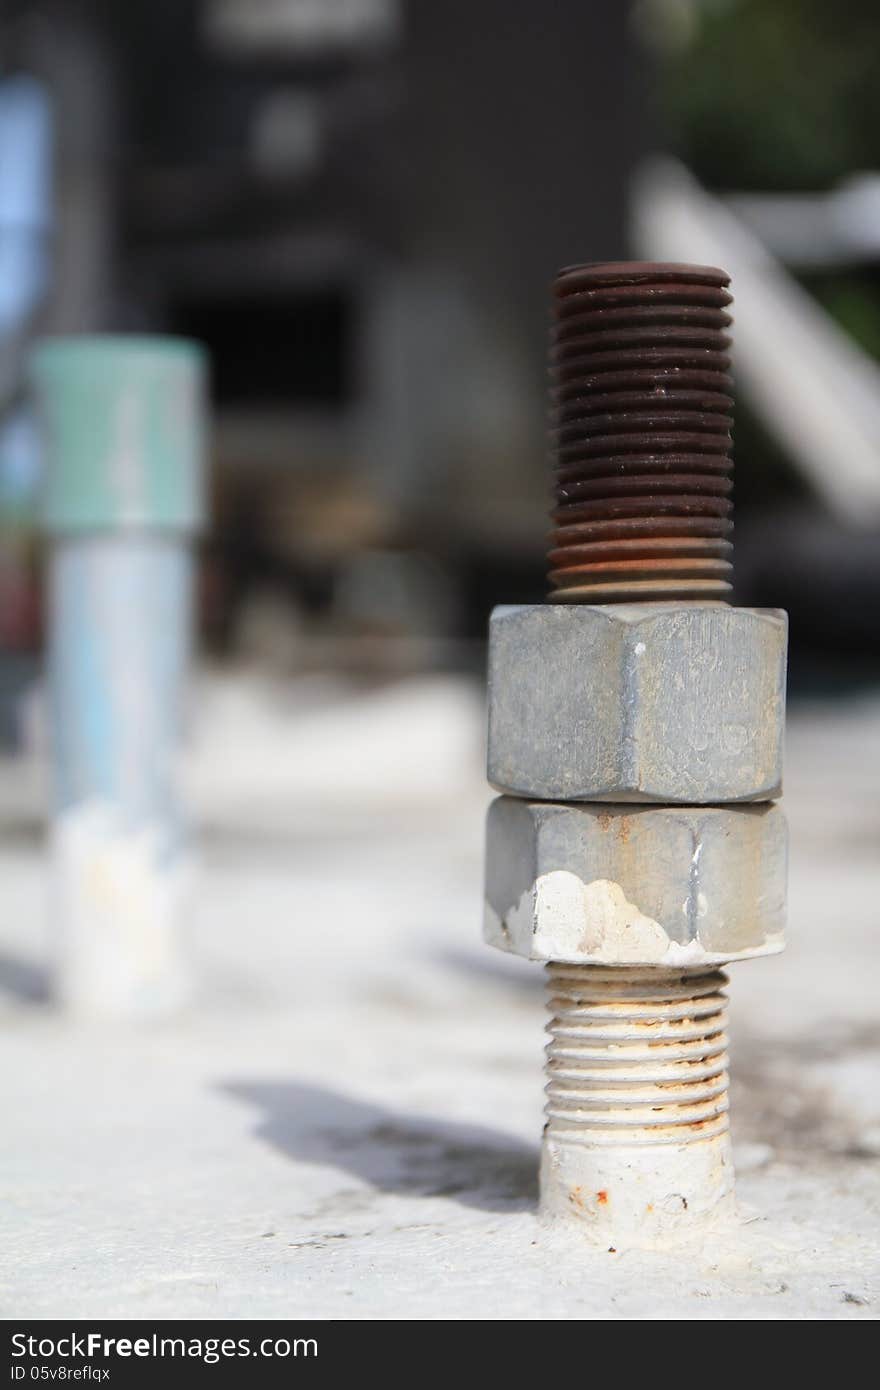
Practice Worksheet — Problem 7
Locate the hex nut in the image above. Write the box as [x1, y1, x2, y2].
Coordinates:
[487, 603, 787, 803]
[484, 797, 787, 965]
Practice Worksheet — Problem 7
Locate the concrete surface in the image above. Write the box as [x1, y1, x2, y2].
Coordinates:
[1, 670, 880, 1319]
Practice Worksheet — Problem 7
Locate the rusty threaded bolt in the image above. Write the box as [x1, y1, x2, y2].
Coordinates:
[483, 261, 788, 1244]
[548, 261, 734, 603]
[543, 262, 737, 1236]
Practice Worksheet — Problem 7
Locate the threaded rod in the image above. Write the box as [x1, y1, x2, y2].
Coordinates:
[548, 261, 734, 603]
[541, 964, 735, 1238]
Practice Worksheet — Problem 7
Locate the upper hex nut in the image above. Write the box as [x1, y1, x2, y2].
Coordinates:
[487, 603, 787, 804]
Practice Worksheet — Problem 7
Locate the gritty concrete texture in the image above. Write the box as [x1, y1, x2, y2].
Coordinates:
[484, 798, 787, 965]
[0, 670, 879, 1319]
[487, 603, 787, 803]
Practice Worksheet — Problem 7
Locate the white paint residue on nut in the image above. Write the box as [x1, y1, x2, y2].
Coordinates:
[529, 871, 669, 962]
[662, 938, 714, 967]
[484, 869, 786, 965]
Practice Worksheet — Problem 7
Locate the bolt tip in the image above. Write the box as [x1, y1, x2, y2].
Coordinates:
[555, 261, 731, 293]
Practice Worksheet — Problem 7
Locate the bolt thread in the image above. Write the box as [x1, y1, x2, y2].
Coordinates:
[544, 964, 730, 1147]
[548, 262, 734, 603]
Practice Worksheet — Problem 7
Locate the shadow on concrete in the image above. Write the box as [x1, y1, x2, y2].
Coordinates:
[221, 1079, 538, 1214]
[435, 946, 540, 996]
[0, 950, 50, 1004]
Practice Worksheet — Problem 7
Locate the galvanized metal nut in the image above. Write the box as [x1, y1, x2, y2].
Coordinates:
[487, 602, 787, 804]
[484, 797, 787, 966]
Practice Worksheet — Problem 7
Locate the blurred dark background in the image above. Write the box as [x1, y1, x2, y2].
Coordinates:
[2, 0, 880, 731]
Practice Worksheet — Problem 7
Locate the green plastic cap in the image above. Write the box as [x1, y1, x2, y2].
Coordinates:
[31, 336, 207, 533]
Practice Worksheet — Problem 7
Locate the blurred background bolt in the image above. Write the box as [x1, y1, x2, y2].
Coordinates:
[32, 336, 207, 1019]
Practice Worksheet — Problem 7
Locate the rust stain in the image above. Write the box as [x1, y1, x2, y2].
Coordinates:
[596, 1189, 609, 1205]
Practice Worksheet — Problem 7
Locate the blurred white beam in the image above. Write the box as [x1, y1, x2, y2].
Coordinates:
[204, 0, 401, 56]
[632, 158, 880, 525]
[727, 175, 880, 268]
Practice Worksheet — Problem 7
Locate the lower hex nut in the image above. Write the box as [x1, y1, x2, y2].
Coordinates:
[484, 798, 787, 967]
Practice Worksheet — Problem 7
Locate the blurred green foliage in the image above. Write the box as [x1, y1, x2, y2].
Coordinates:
[805, 271, 880, 359]
[662, 0, 880, 191]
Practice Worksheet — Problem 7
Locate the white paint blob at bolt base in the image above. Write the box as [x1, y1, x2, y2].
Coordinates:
[540, 1133, 735, 1245]
[52, 802, 192, 1019]
[540, 963, 735, 1245]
